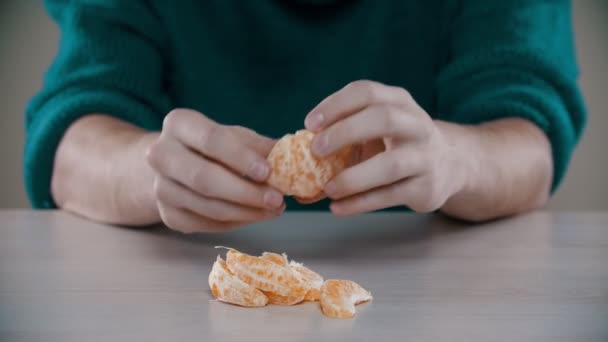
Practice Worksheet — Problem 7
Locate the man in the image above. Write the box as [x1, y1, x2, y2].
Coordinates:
[25, 0, 586, 232]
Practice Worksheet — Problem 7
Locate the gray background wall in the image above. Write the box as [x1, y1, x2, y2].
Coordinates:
[0, 1, 606, 209]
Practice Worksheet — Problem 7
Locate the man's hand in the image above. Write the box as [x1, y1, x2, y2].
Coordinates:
[146, 109, 285, 233]
[304, 80, 468, 215]
[304, 80, 552, 221]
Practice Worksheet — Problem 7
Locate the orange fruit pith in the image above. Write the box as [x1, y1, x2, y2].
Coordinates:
[320, 279, 373, 319]
[208, 256, 269, 307]
[225, 249, 308, 298]
[267, 130, 352, 201]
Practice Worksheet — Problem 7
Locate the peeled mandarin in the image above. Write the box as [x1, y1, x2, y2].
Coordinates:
[267, 130, 352, 202]
[320, 279, 373, 319]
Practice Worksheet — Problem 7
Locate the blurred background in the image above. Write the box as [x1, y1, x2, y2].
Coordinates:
[0, 1, 606, 209]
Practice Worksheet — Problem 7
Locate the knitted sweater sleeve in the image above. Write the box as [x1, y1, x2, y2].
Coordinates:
[436, 0, 586, 192]
[25, 0, 171, 208]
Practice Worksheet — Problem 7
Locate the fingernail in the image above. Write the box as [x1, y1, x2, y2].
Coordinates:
[324, 181, 337, 197]
[251, 161, 269, 181]
[305, 112, 324, 130]
[312, 133, 329, 156]
[264, 190, 284, 208]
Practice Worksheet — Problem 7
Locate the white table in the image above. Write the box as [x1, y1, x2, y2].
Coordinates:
[1, 210, 607, 341]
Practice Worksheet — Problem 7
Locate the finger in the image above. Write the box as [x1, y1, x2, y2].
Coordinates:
[147, 138, 284, 209]
[311, 104, 424, 157]
[304, 80, 412, 131]
[330, 177, 442, 216]
[154, 176, 284, 222]
[329, 179, 410, 216]
[325, 148, 425, 200]
[163, 109, 270, 181]
[229, 125, 276, 157]
[157, 202, 239, 233]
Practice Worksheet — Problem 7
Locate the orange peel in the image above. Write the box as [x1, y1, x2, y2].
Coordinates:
[267, 130, 352, 202]
[208, 256, 269, 307]
[320, 279, 373, 319]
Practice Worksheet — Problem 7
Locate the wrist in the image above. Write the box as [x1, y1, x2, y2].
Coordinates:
[434, 120, 482, 202]
[118, 131, 161, 225]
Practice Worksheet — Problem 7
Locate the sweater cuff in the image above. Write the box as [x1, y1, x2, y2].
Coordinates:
[24, 89, 163, 209]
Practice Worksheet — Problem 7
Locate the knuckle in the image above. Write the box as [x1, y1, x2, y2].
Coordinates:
[347, 80, 378, 102]
[361, 81, 381, 102]
[421, 119, 436, 139]
[228, 125, 248, 135]
[395, 86, 413, 102]
[198, 123, 222, 155]
[163, 109, 183, 132]
[145, 141, 163, 169]
[382, 106, 403, 135]
[345, 79, 365, 90]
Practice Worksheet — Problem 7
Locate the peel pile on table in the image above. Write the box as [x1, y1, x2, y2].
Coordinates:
[208, 248, 372, 319]
[266, 129, 353, 203]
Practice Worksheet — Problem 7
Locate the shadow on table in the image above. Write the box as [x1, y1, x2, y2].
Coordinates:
[129, 212, 500, 261]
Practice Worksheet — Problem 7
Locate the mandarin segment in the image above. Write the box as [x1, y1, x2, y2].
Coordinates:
[289, 261, 324, 302]
[208, 256, 269, 307]
[259, 252, 307, 305]
[263, 290, 307, 306]
[261, 252, 324, 301]
[225, 249, 309, 298]
[259, 252, 289, 266]
[267, 130, 352, 201]
[320, 279, 373, 318]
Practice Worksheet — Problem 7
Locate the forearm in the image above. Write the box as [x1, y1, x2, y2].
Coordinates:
[439, 118, 553, 222]
[51, 114, 160, 225]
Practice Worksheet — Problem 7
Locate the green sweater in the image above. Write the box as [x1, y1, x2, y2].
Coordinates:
[25, 0, 586, 210]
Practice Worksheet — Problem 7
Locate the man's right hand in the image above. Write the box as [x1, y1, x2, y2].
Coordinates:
[146, 109, 285, 233]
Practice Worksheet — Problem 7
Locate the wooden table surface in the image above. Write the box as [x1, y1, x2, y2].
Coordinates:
[0, 210, 607, 341]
